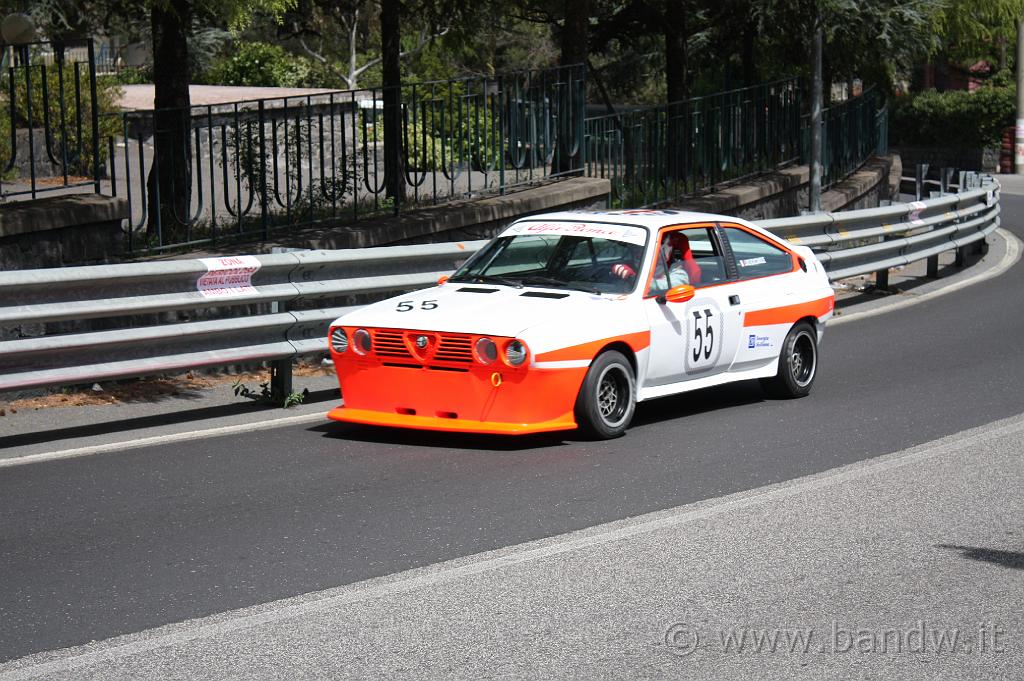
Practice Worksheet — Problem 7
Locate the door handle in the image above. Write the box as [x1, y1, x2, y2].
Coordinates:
[729, 294, 741, 306]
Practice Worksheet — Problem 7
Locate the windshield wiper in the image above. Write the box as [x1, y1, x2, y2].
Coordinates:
[448, 273, 524, 288]
[519, 275, 601, 295]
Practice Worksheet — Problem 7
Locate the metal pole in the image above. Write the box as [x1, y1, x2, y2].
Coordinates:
[809, 16, 823, 211]
[1016, 18, 1024, 173]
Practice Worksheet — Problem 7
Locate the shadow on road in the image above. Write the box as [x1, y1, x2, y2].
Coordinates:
[937, 544, 1024, 570]
[312, 380, 769, 449]
[0, 388, 340, 452]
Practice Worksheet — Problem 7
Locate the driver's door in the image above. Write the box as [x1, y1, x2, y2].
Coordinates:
[641, 226, 742, 388]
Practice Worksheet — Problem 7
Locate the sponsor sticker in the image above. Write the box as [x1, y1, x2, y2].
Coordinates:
[738, 256, 767, 267]
[197, 256, 261, 297]
[747, 334, 771, 349]
[502, 221, 647, 246]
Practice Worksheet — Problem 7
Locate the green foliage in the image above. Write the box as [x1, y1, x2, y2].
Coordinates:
[232, 379, 309, 408]
[203, 42, 317, 87]
[933, 0, 1024, 65]
[890, 84, 1015, 148]
[109, 66, 153, 85]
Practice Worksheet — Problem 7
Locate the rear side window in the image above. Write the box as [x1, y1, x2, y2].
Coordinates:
[723, 227, 794, 279]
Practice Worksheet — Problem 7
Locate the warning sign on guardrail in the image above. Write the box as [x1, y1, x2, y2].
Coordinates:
[907, 201, 927, 226]
[197, 256, 261, 297]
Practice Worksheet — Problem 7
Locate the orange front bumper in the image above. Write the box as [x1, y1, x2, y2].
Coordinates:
[329, 357, 586, 435]
[327, 406, 577, 435]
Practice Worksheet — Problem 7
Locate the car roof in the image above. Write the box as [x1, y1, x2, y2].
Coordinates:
[511, 209, 761, 231]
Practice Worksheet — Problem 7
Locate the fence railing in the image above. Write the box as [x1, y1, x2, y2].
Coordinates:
[585, 78, 802, 208]
[1, 41, 891, 256]
[801, 86, 886, 189]
[103, 65, 586, 254]
[0, 175, 998, 395]
[0, 39, 102, 201]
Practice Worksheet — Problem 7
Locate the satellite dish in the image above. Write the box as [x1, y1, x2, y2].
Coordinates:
[1, 14, 36, 45]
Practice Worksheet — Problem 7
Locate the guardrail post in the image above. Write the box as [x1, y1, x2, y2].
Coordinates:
[875, 267, 889, 290]
[919, 163, 940, 279]
[270, 298, 293, 401]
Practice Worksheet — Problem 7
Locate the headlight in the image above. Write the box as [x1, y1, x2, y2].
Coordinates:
[475, 337, 498, 364]
[330, 327, 349, 354]
[504, 339, 528, 366]
[353, 328, 372, 355]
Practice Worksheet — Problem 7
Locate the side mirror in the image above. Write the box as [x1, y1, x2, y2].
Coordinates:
[664, 284, 696, 304]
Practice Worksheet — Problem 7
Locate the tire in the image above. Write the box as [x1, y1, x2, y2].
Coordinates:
[761, 322, 818, 398]
[574, 350, 637, 439]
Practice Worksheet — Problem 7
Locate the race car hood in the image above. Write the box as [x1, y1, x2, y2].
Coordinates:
[333, 283, 628, 338]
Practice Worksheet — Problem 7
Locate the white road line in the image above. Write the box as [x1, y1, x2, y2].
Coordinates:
[4, 412, 1023, 679]
[0, 412, 327, 469]
[830, 228, 1021, 326]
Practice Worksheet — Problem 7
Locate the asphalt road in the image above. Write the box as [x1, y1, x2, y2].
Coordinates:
[2, 190, 1024, 666]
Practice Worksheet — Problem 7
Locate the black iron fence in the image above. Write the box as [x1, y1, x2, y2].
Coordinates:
[802, 86, 888, 189]
[1, 41, 889, 254]
[0, 40, 102, 200]
[102, 65, 586, 253]
[585, 78, 803, 207]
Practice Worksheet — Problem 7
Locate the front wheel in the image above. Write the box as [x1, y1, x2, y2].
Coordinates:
[574, 350, 637, 439]
[761, 322, 818, 398]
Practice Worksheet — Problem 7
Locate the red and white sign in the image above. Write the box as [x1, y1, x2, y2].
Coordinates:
[501, 221, 648, 246]
[197, 256, 261, 297]
[907, 201, 927, 227]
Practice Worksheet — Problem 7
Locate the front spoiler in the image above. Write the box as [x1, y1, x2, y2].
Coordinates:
[327, 406, 577, 435]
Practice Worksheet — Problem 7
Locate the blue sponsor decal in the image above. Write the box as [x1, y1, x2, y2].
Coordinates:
[748, 334, 771, 349]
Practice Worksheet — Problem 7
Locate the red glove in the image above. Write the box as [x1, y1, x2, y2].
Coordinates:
[611, 263, 636, 279]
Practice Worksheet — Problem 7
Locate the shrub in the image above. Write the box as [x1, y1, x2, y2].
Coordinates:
[203, 42, 316, 88]
[891, 85, 1015, 148]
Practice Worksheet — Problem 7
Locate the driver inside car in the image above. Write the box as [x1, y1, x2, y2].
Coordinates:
[614, 231, 702, 291]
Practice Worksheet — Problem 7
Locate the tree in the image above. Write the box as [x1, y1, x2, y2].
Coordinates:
[933, 0, 1024, 69]
[146, 0, 294, 235]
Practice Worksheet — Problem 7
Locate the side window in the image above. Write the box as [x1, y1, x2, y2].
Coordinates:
[646, 227, 727, 296]
[724, 227, 794, 279]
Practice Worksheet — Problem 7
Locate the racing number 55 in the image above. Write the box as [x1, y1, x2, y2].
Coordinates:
[685, 303, 722, 373]
[692, 308, 714, 362]
[396, 300, 439, 312]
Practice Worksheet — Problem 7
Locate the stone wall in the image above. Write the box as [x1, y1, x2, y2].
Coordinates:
[671, 155, 900, 220]
[0, 194, 128, 270]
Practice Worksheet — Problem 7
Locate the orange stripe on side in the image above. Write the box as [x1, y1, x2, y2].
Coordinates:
[535, 330, 651, 362]
[743, 295, 835, 327]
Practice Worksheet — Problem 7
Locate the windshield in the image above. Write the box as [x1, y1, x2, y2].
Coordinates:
[451, 225, 648, 295]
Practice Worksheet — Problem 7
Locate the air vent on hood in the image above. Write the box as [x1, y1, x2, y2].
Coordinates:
[520, 291, 570, 299]
[456, 287, 498, 293]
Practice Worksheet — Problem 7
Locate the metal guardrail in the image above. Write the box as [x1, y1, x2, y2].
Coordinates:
[0, 177, 1000, 395]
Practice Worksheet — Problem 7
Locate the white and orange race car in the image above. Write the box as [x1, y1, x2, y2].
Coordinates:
[326, 210, 834, 439]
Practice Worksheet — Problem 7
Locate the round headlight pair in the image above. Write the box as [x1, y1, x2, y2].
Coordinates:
[474, 337, 528, 366]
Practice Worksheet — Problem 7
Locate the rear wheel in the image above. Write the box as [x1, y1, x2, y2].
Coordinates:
[761, 322, 818, 398]
[574, 350, 637, 439]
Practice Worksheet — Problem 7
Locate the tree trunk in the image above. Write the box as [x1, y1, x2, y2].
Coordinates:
[381, 0, 404, 207]
[147, 0, 193, 239]
[665, 1, 687, 181]
[554, 0, 589, 175]
[742, 18, 756, 86]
